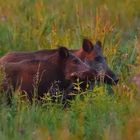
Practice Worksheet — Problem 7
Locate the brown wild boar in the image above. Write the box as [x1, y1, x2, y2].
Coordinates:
[1, 47, 96, 103]
[0, 39, 119, 86]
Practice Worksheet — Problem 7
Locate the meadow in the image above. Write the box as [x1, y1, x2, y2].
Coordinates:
[0, 0, 140, 139]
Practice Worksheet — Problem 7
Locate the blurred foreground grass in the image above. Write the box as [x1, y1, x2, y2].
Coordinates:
[0, 0, 140, 139]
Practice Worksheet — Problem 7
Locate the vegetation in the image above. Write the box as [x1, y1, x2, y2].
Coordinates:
[0, 0, 140, 139]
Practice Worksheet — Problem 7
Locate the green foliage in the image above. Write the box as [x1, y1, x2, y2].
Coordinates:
[0, 0, 140, 139]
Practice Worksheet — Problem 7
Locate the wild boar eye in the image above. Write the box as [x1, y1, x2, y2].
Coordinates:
[73, 59, 79, 64]
[94, 56, 103, 62]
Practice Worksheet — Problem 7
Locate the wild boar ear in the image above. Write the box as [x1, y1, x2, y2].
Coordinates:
[58, 47, 69, 59]
[96, 40, 102, 48]
[82, 38, 93, 53]
[94, 40, 103, 52]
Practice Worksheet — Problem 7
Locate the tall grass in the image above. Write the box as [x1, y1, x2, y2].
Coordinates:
[0, 0, 140, 139]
